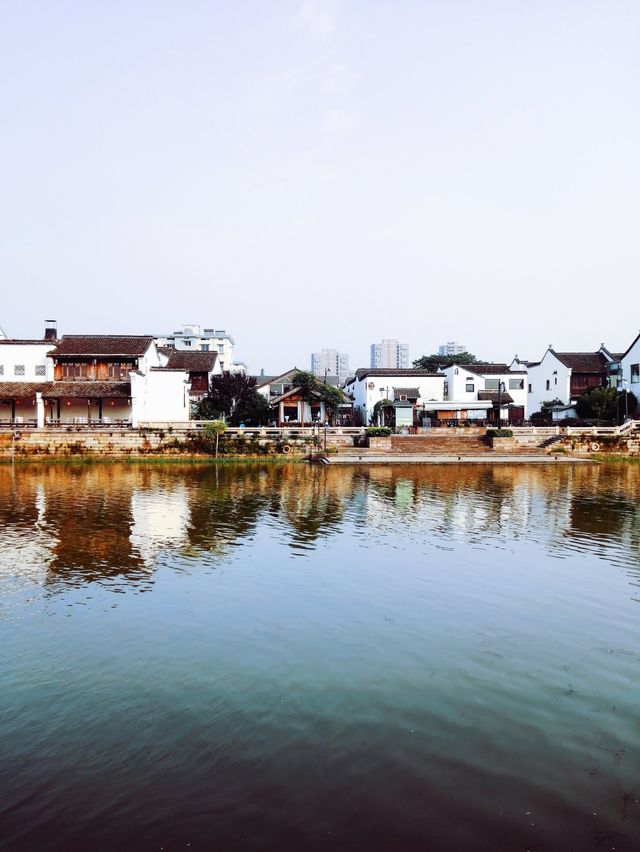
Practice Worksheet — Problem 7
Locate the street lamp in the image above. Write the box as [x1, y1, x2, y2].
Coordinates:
[620, 378, 629, 422]
[324, 420, 328, 453]
[497, 381, 505, 429]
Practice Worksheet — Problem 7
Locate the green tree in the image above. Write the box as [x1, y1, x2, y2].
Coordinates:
[203, 420, 226, 457]
[575, 386, 616, 422]
[196, 372, 269, 425]
[576, 387, 637, 423]
[413, 351, 479, 370]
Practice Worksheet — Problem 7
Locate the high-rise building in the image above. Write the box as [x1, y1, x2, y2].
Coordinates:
[438, 341, 467, 356]
[370, 339, 410, 369]
[155, 324, 245, 373]
[311, 349, 350, 382]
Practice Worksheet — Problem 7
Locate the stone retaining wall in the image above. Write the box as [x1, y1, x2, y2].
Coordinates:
[0, 428, 348, 459]
[556, 435, 640, 456]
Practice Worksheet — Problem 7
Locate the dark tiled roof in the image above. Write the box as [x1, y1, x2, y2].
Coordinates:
[269, 386, 322, 405]
[354, 368, 444, 380]
[165, 350, 217, 371]
[465, 363, 522, 376]
[551, 351, 608, 372]
[478, 390, 515, 403]
[0, 381, 53, 397]
[53, 336, 153, 357]
[393, 387, 420, 399]
[43, 381, 131, 399]
[255, 368, 300, 389]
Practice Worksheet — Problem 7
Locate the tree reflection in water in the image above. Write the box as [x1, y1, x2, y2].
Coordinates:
[0, 462, 638, 590]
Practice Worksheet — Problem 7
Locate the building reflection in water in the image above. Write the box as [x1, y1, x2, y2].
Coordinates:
[0, 462, 638, 590]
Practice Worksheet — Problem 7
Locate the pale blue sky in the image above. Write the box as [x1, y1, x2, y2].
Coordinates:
[1, 1, 639, 372]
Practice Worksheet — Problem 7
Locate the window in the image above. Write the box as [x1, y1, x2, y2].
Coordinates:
[485, 379, 500, 390]
[528, 384, 532, 394]
[0, 365, 3, 376]
[201, 344, 209, 351]
[61, 362, 88, 380]
[465, 382, 474, 392]
[509, 379, 524, 390]
[35, 365, 46, 376]
[14, 365, 25, 376]
[546, 380, 550, 391]
[108, 362, 132, 380]
[554, 377, 557, 386]
[631, 364, 640, 383]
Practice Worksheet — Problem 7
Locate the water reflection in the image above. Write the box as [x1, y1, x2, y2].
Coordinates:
[0, 462, 639, 589]
[2, 462, 640, 851]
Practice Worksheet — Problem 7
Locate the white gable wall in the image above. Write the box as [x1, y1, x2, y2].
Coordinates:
[621, 334, 640, 397]
[0, 343, 55, 381]
[526, 351, 572, 415]
[130, 370, 191, 426]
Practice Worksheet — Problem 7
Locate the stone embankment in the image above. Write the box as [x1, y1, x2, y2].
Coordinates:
[330, 428, 638, 464]
[2, 424, 638, 462]
[0, 427, 328, 460]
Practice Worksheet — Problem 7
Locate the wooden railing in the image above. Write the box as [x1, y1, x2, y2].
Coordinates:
[45, 419, 133, 429]
[0, 419, 38, 428]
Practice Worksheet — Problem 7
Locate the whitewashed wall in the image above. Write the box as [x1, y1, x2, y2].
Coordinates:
[442, 365, 528, 416]
[621, 334, 640, 397]
[130, 370, 191, 425]
[0, 342, 55, 381]
[346, 374, 445, 424]
[526, 351, 571, 415]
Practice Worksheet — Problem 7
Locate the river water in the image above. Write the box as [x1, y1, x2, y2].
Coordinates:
[1, 462, 639, 851]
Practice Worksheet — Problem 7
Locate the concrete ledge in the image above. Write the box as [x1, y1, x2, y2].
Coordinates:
[327, 454, 595, 465]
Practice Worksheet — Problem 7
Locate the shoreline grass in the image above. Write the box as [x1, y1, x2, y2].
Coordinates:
[0, 454, 306, 466]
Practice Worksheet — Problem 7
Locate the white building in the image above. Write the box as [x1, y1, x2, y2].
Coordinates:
[130, 368, 191, 425]
[311, 349, 350, 383]
[370, 339, 410, 369]
[620, 331, 640, 402]
[438, 341, 467, 357]
[344, 369, 445, 425]
[441, 363, 528, 422]
[155, 324, 244, 373]
[0, 337, 56, 382]
[522, 347, 615, 419]
[0, 332, 191, 427]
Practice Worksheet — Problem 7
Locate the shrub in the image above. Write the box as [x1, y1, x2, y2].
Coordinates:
[366, 427, 393, 437]
[486, 428, 514, 438]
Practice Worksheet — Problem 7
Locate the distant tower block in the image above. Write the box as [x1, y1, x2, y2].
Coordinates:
[370, 339, 409, 369]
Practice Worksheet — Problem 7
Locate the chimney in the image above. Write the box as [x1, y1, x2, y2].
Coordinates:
[44, 319, 57, 341]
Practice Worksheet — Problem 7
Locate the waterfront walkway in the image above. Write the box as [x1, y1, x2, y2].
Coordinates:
[326, 454, 593, 465]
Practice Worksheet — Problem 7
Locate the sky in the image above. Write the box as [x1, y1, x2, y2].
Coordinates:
[1, 0, 639, 373]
